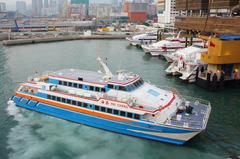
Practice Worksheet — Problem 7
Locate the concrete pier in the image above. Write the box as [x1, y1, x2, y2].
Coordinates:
[2, 35, 128, 46]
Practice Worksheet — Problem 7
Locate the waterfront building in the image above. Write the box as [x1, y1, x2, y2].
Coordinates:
[32, 0, 43, 16]
[175, 0, 240, 34]
[157, 0, 179, 27]
[16, 1, 27, 14]
[0, 2, 6, 12]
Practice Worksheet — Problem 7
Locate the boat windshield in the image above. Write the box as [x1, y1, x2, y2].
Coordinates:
[126, 78, 144, 91]
[107, 78, 144, 92]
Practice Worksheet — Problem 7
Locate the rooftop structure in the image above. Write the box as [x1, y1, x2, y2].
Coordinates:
[175, 0, 240, 34]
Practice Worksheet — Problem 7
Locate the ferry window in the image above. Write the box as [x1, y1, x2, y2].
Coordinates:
[68, 82, 73, 87]
[107, 108, 112, 114]
[101, 88, 106, 92]
[113, 110, 119, 115]
[67, 99, 71, 104]
[134, 114, 140, 120]
[78, 84, 82, 88]
[72, 100, 76, 105]
[108, 84, 114, 89]
[62, 98, 66, 103]
[63, 81, 67, 86]
[78, 77, 83, 81]
[101, 107, 106, 112]
[52, 96, 56, 100]
[57, 97, 61, 102]
[47, 95, 51, 99]
[83, 103, 87, 108]
[126, 86, 131, 91]
[95, 87, 100, 92]
[89, 104, 93, 109]
[133, 82, 138, 87]
[77, 102, 82, 106]
[95, 105, 100, 110]
[129, 84, 135, 90]
[135, 81, 140, 87]
[59, 81, 62, 85]
[114, 85, 119, 90]
[90, 86, 94, 91]
[127, 112, 133, 118]
[73, 83, 78, 88]
[119, 86, 126, 91]
[120, 111, 126, 117]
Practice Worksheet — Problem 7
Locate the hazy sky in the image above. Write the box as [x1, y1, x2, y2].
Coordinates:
[0, 0, 112, 10]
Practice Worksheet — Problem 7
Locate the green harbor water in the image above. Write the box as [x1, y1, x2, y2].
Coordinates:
[0, 40, 240, 159]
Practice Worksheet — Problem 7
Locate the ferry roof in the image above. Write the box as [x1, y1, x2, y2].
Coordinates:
[51, 69, 139, 85]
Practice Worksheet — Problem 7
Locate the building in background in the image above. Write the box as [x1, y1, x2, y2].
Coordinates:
[49, 0, 58, 15]
[147, 3, 157, 21]
[70, 0, 89, 16]
[124, 2, 148, 23]
[157, 0, 179, 27]
[89, 3, 112, 19]
[32, 0, 43, 16]
[44, 0, 49, 8]
[67, 4, 87, 19]
[71, 0, 89, 5]
[175, 0, 240, 34]
[16, 1, 27, 14]
[0, 2, 6, 12]
[57, 0, 68, 16]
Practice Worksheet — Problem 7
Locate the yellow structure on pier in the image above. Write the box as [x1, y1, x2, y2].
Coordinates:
[201, 37, 240, 64]
[197, 36, 240, 83]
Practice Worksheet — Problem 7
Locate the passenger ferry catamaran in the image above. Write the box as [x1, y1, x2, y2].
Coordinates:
[10, 57, 211, 145]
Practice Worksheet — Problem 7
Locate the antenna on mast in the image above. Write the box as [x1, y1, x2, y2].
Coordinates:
[97, 57, 113, 79]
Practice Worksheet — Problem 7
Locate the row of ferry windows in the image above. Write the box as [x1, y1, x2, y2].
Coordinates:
[47, 95, 141, 120]
[107, 78, 144, 91]
[58, 80, 106, 92]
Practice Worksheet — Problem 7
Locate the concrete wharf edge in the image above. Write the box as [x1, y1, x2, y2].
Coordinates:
[2, 35, 128, 46]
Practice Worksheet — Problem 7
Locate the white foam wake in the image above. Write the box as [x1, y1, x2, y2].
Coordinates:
[6, 101, 145, 159]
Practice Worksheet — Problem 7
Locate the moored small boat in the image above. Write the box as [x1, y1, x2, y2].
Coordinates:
[165, 44, 208, 82]
[126, 32, 157, 47]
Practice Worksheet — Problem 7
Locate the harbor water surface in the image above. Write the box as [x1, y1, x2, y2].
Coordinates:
[0, 40, 240, 159]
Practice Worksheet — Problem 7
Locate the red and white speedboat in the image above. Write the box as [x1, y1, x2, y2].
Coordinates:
[141, 31, 204, 56]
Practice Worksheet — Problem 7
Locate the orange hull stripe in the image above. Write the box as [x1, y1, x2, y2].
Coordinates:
[15, 92, 133, 122]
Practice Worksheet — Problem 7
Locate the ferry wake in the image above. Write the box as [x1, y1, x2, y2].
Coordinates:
[10, 57, 211, 145]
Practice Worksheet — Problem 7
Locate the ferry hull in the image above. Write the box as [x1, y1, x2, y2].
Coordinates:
[11, 95, 202, 145]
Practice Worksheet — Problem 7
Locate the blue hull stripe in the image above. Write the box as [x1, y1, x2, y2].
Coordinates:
[11, 96, 196, 145]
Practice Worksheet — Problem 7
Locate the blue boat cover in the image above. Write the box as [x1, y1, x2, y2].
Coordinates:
[219, 35, 240, 40]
